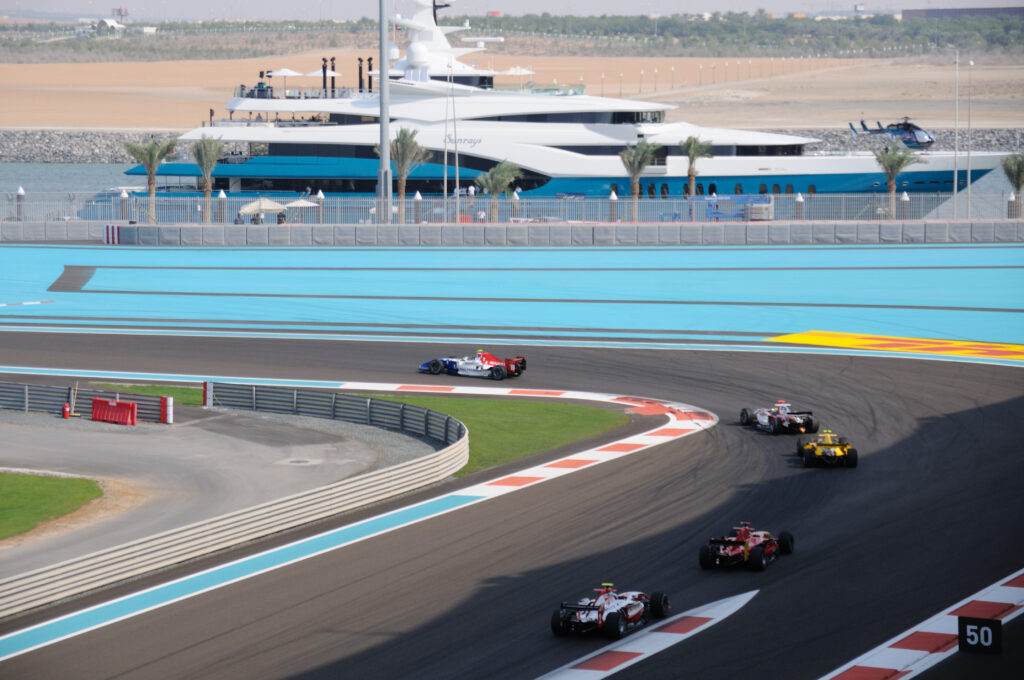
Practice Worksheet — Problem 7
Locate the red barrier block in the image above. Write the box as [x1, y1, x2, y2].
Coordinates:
[91, 398, 137, 426]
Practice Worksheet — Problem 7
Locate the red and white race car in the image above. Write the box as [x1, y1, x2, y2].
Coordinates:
[551, 583, 670, 639]
[699, 522, 794, 571]
[418, 350, 526, 380]
[740, 400, 819, 435]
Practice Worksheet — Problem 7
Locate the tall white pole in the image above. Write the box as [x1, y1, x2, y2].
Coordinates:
[967, 59, 973, 219]
[377, 0, 392, 224]
[443, 66, 449, 222]
[953, 50, 959, 217]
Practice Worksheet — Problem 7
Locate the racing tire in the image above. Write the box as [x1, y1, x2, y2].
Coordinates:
[768, 418, 779, 435]
[796, 438, 806, 455]
[428, 359, 443, 375]
[803, 452, 816, 468]
[845, 448, 859, 468]
[807, 417, 819, 434]
[488, 365, 507, 381]
[550, 609, 568, 637]
[649, 592, 670, 619]
[698, 545, 715, 570]
[518, 358, 527, 372]
[739, 408, 752, 426]
[603, 611, 627, 640]
[748, 545, 767, 571]
[778, 531, 795, 555]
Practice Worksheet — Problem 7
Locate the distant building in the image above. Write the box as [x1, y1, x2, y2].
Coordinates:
[94, 18, 125, 34]
[903, 6, 1024, 20]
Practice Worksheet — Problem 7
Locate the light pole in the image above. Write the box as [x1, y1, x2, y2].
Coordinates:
[653, 67, 657, 92]
[619, 72, 623, 96]
[967, 58, 974, 218]
[747, 59, 752, 79]
[601, 72, 605, 96]
[725, 61, 729, 82]
[711, 63, 716, 84]
[698, 63, 703, 85]
[953, 50, 959, 216]
[670, 66, 675, 89]
[639, 68, 644, 93]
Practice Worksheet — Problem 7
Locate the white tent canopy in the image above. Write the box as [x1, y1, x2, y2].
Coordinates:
[238, 197, 285, 215]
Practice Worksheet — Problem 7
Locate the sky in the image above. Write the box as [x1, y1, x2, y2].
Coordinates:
[3, 0, 1020, 23]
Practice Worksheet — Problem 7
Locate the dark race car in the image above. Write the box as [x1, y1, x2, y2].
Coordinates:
[699, 522, 794, 571]
[740, 400, 818, 435]
[418, 349, 526, 381]
[798, 429, 858, 468]
[551, 583, 670, 639]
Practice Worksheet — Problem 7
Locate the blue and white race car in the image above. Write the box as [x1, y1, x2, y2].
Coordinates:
[419, 350, 526, 381]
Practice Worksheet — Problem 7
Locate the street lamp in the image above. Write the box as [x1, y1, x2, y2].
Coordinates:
[967, 58, 974, 218]
[601, 72, 605, 97]
[699, 63, 703, 85]
[953, 50, 959, 215]
[711, 63, 716, 84]
[619, 72, 623, 96]
[670, 65, 675, 89]
[653, 67, 658, 92]
[639, 68, 644, 93]
[725, 61, 729, 82]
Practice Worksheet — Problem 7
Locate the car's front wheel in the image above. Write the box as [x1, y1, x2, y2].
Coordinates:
[740, 408, 751, 425]
[649, 591, 670, 618]
[845, 448, 859, 468]
[699, 545, 714, 569]
[778, 531, 795, 555]
[428, 359, 442, 375]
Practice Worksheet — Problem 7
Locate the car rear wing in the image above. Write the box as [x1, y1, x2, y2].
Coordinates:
[559, 602, 600, 612]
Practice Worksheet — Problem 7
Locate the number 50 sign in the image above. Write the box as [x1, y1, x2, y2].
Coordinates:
[958, 616, 1003, 654]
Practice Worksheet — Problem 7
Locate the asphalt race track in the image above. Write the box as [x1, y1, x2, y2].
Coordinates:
[1, 333, 1022, 679]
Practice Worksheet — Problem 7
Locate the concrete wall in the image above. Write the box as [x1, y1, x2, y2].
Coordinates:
[3, 220, 1024, 246]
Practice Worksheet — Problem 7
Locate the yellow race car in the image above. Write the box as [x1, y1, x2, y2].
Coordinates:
[797, 430, 858, 468]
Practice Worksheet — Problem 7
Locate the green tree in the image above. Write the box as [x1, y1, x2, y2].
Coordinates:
[474, 161, 523, 222]
[618, 139, 661, 222]
[1001, 153, 1024, 218]
[872, 146, 923, 217]
[377, 127, 430, 224]
[680, 136, 713, 198]
[191, 135, 224, 224]
[124, 138, 176, 223]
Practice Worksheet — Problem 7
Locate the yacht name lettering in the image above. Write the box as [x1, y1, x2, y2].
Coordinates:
[445, 134, 482, 148]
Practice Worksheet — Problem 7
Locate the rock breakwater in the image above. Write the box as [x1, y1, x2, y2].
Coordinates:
[0, 128, 1020, 164]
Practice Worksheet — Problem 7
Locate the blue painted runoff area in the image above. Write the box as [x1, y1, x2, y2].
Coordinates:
[0, 494, 482, 661]
[0, 242, 1022, 346]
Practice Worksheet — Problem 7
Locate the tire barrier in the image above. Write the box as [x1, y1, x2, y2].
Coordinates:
[0, 384, 468, 620]
[90, 398, 137, 426]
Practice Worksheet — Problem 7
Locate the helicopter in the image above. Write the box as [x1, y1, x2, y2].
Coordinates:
[848, 115, 936, 150]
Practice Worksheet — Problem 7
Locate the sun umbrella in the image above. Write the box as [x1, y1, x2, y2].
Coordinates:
[501, 66, 535, 88]
[238, 197, 285, 215]
[304, 69, 342, 78]
[285, 198, 320, 208]
[267, 68, 302, 92]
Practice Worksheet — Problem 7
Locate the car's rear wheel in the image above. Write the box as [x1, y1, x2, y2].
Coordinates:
[649, 591, 670, 618]
[740, 408, 751, 426]
[428, 359, 442, 375]
[699, 545, 714, 569]
[778, 531, 795, 555]
[796, 438, 806, 455]
[604, 611, 626, 639]
[749, 545, 767, 571]
[845, 448, 859, 468]
[551, 609, 568, 636]
[807, 417, 819, 433]
[489, 365, 507, 380]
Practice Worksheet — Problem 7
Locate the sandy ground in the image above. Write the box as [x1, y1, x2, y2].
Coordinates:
[1, 53, 1021, 131]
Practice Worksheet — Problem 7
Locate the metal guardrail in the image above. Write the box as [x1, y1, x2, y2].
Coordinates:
[0, 380, 166, 423]
[0, 384, 468, 620]
[1, 191, 1020, 225]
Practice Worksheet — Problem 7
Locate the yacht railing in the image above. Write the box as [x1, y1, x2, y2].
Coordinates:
[232, 84, 363, 100]
[2, 192, 1019, 225]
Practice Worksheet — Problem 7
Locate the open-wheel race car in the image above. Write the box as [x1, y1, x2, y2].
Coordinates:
[699, 522, 794, 571]
[798, 430, 858, 468]
[418, 350, 526, 381]
[551, 583, 670, 639]
[740, 400, 819, 435]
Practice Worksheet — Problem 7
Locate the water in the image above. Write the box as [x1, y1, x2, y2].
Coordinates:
[0, 163, 137, 195]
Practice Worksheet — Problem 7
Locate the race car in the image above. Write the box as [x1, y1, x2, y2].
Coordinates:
[550, 583, 670, 639]
[699, 522, 794, 571]
[418, 350, 526, 381]
[739, 400, 819, 435]
[797, 429, 858, 468]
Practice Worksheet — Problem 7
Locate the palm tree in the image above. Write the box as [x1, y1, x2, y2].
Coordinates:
[124, 138, 176, 223]
[474, 161, 522, 222]
[1001, 153, 1024, 218]
[377, 128, 430, 224]
[192, 135, 224, 224]
[618, 140, 661, 222]
[872, 146, 923, 217]
[680, 136, 712, 198]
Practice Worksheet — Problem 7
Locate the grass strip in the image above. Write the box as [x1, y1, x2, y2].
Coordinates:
[0, 473, 102, 541]
[93, 383, 203, 406]
[368, 395, 629, 476]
